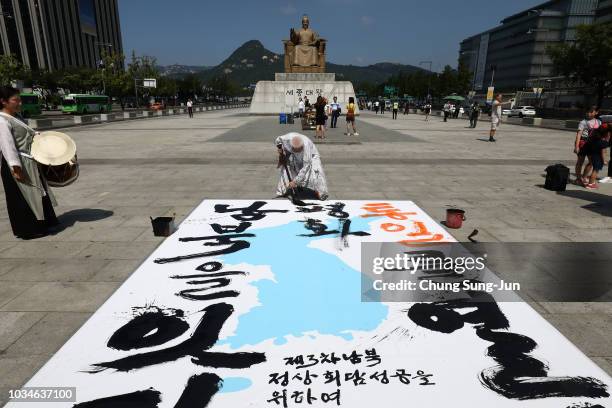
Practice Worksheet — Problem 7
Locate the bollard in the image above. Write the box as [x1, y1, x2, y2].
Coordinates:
[100, 114, 109, 122]
[73, 116, 82, 124]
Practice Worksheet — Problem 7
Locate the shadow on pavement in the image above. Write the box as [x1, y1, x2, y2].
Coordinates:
[557, 190, 612, 217]
[51, 208, 115, 233]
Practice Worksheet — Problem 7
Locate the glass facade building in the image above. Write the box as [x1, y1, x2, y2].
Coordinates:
[0, 0, 122, 71]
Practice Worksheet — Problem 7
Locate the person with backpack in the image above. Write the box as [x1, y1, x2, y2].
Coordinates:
[574, 106, 601, 185]
[345, 97, 359, 136]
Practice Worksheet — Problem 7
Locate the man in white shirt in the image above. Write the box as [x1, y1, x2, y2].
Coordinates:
[186, 99, 193, 118]
[297, 98, 305, 117]
[443, 102, 451, 122]
[330, 96, 340, 128]
[490, 94, 508, 142]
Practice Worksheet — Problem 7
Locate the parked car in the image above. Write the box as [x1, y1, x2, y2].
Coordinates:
[502, 109, 512, 116]
[509, 106, 536, 118]
[149, 102, 164, 111]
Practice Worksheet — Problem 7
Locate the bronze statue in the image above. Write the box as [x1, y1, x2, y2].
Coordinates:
[284, 15, 326, 73]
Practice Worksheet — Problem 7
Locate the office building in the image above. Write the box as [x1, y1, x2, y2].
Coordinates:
[459, 0, 599, 90]
[596, 0, 612, 22]
[0, 0, 122, 71]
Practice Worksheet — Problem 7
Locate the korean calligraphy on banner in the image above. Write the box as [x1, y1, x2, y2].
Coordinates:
[7, 200, 610, 408]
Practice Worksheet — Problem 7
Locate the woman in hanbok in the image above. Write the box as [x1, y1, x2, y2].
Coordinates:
[0, 87, 58, 239]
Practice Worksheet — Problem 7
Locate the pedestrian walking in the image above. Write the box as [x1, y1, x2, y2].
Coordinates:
[443, 102, 451, 122]
[424, 103, 431, 121]
[0, 86, 59, 239]
[304, 96, 310, 108]
[374, 100, 380, 114]
[469, 102, 481, 128]
[392, 100, 399, 120]
[345, 97, 359, 136]
[380, 100, 385, 115]
[298, 98, 305, 117]
[187, 98, 194, 118]
[404, 101, 410, 115]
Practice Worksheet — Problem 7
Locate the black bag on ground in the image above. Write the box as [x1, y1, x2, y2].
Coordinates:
[544, 164, 569, 191]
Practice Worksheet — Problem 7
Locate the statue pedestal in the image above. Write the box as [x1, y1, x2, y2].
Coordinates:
[249, 72, 358, 115]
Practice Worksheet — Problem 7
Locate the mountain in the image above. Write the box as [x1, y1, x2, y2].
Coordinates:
[158, 64, 213, 77]
[198, 40, 284, 85]
[160, 40, 426, 87]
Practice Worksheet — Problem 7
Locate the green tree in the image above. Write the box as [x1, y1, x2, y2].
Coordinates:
[156, 76, 178, 98]
[96, 51, 131, 99]
[178, 74, 203, 98]
[206, 74, 240, 99]
[127, 52, 160, 103]
[0, 54, 29, 86]
[547, 22, 612, 107]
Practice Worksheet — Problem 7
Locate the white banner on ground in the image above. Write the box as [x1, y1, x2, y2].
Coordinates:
[6, 200, 610, 407]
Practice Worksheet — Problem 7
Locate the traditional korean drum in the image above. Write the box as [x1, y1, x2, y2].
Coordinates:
[30, 131, 79, 187]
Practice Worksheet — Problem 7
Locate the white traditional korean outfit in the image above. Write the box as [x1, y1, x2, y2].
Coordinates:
[275, 132, 328, 199]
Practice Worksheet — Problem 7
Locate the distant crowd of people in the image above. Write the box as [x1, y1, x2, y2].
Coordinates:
[296, 95, 359, 139]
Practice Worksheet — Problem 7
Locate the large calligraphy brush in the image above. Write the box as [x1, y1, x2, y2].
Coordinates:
[277, 144, 307, 206]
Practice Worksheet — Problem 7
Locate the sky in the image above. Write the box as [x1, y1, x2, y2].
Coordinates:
[119, 0, 543, 70]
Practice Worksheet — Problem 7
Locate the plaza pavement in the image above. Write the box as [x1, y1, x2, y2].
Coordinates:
[0, 108, 611, 404]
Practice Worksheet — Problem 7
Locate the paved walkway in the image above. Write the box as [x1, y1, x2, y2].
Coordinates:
[0, 108, 610, 404]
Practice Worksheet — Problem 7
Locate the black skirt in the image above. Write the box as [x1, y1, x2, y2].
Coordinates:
[1, 158, 58, 238]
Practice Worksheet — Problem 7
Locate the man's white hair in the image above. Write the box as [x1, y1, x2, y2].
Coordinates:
[291, 136, 304, 149]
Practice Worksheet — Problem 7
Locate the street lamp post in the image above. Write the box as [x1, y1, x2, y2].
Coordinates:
[419, 60, 433, 102]
[95, 42, 113, 95]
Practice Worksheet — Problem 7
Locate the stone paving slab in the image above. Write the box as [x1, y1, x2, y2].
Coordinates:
[208, 116, 422, 143]
[0, 108, 610, 405]
[0, 282, 120, 312]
